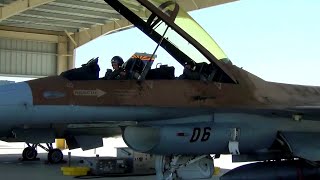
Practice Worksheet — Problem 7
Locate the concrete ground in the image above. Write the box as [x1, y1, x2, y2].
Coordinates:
[0, 154, 228, 180]
[0, 141, 229, 180]
[0, 153, 156, 180]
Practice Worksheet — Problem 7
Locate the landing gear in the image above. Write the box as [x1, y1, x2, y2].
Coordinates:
[155, 155, 214, 180]
[22, 143, 64, 163]
[48, 148, 64, 164]
[22, 146, 38, 160]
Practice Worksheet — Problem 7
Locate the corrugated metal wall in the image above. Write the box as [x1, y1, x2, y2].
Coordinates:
[0, 37, 57, 76]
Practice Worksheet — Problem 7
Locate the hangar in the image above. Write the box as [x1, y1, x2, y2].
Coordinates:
[0, 0, 236, 78]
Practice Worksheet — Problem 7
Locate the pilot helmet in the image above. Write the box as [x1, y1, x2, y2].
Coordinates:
[111, 56, 124, 67]
[184, 61, 196, 70]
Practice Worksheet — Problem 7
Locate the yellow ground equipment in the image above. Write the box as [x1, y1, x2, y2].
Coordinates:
[61, 167, 90, 176]
[55, 139, 67, 150]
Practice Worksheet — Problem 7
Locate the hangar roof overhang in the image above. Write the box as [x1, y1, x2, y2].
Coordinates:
[0, 0, 237, 46]
[0, 0, 238, 77]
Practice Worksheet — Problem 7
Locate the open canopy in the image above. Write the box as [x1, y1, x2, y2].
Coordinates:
[104, 0, 237, 83]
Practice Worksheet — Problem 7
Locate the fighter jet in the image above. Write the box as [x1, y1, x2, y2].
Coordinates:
[1, 0, 320, 179]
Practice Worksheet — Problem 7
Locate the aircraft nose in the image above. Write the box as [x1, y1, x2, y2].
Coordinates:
[0, 82, 33, 106]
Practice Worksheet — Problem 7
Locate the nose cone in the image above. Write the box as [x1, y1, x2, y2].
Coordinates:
[0, 82, 33, 105]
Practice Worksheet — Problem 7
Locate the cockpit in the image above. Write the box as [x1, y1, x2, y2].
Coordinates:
[61, 0, 237, 83]
[60, 53, 225, 82]
[59, 54, 176, 81]
[104, 0, 237, 84]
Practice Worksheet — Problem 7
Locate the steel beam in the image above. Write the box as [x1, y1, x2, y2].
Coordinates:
[57, 36, 68, 75]
[1, 20, 79, 32]
[21, 10, 108, 25]
[64, 30, 77, 47]
[10, 15, 94, 29]
[0, 25, 65, 35]
[50, 0, 116, 13]
[67, 35, 76, 70]
[0, 29, 58, 42]
[0, 0, 54, 21]
[34, 4, 121, 20]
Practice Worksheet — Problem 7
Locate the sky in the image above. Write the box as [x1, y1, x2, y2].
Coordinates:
[1, 0, 320, 85]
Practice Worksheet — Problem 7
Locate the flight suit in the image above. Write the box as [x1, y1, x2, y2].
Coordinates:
[104, 68, 127, 80]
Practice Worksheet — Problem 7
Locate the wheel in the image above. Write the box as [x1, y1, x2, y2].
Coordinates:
[22, 147, 38, 160]
[155, 155, 175, 180]
[48, 148, 63, 164]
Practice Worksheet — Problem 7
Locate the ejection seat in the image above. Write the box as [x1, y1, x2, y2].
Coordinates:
[146, 64, 175, 80]
[193, 62, 218, 82]
[122, 57, 145, 80]
[60, 57, 100, 80]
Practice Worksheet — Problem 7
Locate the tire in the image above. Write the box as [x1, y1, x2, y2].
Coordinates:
[48, 148, 63, 164]
[22, 147, 38, 160]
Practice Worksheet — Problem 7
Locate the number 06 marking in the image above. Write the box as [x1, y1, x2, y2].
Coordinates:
[190, 127, 212, 142]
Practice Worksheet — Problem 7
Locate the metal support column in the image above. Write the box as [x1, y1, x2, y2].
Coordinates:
[57, 36, 68, 75]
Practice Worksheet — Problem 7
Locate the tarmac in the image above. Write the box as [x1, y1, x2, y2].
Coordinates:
[0, 153, 157, 180]
[0, 141, 230, 180]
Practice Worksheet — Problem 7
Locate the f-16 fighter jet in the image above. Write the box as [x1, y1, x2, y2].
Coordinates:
[0, 0, 320, 179]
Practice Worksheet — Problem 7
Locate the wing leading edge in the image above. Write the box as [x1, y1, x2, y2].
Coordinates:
[280, 132, 320, 161]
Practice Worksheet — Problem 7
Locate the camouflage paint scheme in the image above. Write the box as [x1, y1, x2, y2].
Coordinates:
[27, 64, 320, 111]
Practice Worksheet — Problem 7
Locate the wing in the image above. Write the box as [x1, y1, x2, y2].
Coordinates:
[279, 132, 320, 161]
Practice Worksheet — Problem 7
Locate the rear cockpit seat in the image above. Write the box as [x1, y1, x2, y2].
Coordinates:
[146, 65, 175, 80]
[122, 57, 145, 79]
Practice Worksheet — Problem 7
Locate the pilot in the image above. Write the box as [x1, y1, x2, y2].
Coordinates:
[178, 61, 200, 80]
[104, 56, 127, 80]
